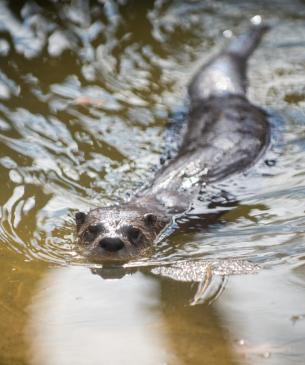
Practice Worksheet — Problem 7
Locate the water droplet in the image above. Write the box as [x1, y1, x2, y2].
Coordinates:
[251, 15, 262, 25]
[223, 29, 233, 38]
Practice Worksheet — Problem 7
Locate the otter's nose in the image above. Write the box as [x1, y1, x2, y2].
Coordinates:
[99, 237, 124, 252]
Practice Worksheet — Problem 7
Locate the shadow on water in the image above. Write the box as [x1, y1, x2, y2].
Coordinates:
[0, 0, 305, 364]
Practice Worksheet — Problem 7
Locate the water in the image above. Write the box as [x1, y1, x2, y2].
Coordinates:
[1, 0, 305, 364]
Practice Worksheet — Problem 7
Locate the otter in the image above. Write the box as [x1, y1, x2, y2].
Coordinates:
[75, 23, 270, 261]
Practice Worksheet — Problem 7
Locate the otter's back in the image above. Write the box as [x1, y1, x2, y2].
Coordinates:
[150, 94, 269, 193]
[181, 94, 269, 180]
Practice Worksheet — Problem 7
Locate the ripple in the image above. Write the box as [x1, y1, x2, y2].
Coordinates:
[0, 1, 304, 269]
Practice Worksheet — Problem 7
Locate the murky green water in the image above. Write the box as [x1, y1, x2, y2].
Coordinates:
[1, 1, 305, 364]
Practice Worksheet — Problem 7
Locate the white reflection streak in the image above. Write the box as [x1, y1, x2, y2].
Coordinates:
[0, 3, 44, 58]
[26, 267, 169, 365]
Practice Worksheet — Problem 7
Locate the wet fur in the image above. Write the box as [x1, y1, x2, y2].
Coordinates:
[75, 24, 270, 261]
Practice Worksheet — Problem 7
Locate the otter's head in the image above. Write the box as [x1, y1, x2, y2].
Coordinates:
[75, 204, 170, 261]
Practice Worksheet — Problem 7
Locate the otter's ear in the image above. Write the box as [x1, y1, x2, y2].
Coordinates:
[144, 213, 157, 226]
[75, 212, 87, 230]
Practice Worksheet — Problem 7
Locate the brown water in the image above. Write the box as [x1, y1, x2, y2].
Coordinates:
[1, 1, 305, 364]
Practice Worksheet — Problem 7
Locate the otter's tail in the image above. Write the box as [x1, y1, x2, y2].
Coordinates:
[226, 23, 270, 59]
[188, 23, 270, 101]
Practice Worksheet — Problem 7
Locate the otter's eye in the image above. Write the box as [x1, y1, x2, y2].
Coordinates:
[83, 224, 104, 243]
[88, 225, 102, 234]
[127, 227, 141, 245]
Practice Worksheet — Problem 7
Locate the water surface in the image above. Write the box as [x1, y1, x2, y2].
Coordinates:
[1, 1, 305, 364]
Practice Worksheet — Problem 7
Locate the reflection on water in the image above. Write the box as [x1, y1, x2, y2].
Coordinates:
[0, 0, 305, 364]
[27, 268, 169, 365]
[25, 263, 305, 365]
[26, 266, 238, 365]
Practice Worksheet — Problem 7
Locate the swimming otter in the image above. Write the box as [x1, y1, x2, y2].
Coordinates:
[75, 23, 270, 261]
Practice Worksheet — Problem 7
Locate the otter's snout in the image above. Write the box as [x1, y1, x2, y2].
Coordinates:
[99, 237, 124, 252]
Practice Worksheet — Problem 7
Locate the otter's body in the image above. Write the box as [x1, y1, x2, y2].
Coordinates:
[75, 24, 270, 261]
